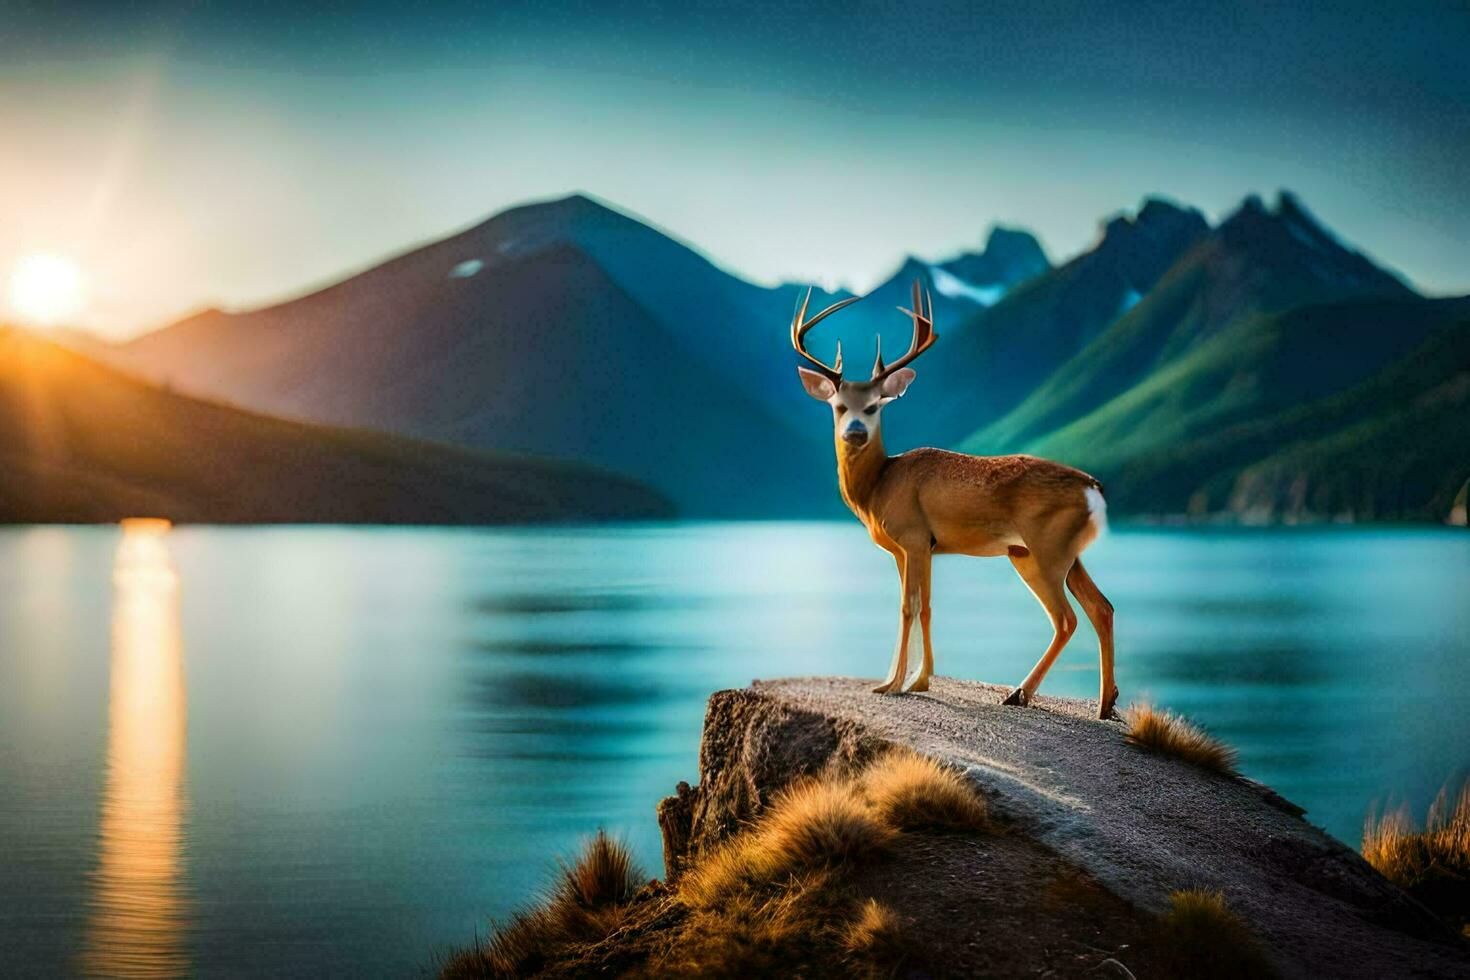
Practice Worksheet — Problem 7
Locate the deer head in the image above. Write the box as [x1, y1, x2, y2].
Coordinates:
[792, 279, 937, 450]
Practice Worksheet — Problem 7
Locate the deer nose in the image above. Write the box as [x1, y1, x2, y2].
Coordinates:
[842, 420, 868, 446]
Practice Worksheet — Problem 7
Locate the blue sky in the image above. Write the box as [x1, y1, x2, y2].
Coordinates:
[2, 1, 1467, 338]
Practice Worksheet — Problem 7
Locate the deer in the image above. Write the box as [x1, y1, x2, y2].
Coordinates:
[790, 281, 1118, 719]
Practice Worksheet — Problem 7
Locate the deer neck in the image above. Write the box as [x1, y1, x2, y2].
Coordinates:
[835, 431, 889, 519]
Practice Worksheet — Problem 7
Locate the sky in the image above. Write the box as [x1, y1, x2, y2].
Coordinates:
[2, 1, 1467, 341]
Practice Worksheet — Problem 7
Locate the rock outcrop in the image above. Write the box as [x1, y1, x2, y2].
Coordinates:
[658, 677, 1469, 979]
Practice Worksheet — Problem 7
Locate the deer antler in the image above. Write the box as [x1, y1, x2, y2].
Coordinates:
[871, 278, 938, 381]
[791, 287, 862, 382]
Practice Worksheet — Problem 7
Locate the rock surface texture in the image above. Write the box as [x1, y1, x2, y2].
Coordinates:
[658, 676, 1469, 979]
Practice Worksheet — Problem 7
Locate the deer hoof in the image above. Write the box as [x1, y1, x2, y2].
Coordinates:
[1098, 687, 1120, 720]
[872, 679, 899, 695]
[903, 674, 930, 693]
[1001, 687, 1030, 707]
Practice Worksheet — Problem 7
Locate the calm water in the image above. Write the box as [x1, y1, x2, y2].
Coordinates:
[1, 522, 1467, 977]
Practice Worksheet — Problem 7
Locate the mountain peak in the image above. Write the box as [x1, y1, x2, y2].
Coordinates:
[1136, 196, 1205, 227]
[909, 225, 1051, 305]
[548, 191, 615, 215]
[1206, 191, 1415, 299]
[1274, 190, 1337, 246]
[1217, 188, 1411, 287]
[1096, 197, 1209, 258]
[984, 224, 1043, 253]
[1220, 190, 1359, 242]
[977, 226, 1050, 275]
[484, 191, 624, 229]
[1074, 198, 1211, 301]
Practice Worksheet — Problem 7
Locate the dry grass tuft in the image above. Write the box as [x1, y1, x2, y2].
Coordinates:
[668, 751, 988, 975]
[760, 778, 899, 869]
[859, 749, 989, 832]
[1363, 779, 1470, 932]
[1125, 703, 1238, 776]
[682, 778, 895, 908]
[440, 830, 644, 978]
[446, 749, 994, 977]
[842, 898, 913, 976]
[658, 869, 849, 977]
[1150, 889, 1277, 979]
[556, 827, 644, 910]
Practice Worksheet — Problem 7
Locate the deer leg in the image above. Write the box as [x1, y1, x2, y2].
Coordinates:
[873, 552, 906, 693]
[874, 546, 929, 695]
[905, 602, 934, 692]
[1067, 558, 1118, 719]
[902, 549, 934, 693]
[1001, 552, 1077, 707]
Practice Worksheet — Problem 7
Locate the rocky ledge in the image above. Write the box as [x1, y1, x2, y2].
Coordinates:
[656, 677, 1468, 979]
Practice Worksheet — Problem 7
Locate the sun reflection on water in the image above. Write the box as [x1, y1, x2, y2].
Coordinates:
[79, 519, 190, 978]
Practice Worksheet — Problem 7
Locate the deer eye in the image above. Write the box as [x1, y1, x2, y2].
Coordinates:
[863, 404, 878, 416]
[835, 404, 848, 416]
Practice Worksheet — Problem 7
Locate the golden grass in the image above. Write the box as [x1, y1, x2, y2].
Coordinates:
[681, 778, 896, 908]
[1150, 889, 1277, 979]
[443, 749, 991, 977]
[842, 898, 913, 975]
[1363, 779, 1470, 931]
[654, 869, 851, 978]
[859, 749, 989, 832]
[1125, 703, 1239, 776]
[441, 830, 644, 978]
[665, 750, 989, 976]
[556, 828, 644, 909]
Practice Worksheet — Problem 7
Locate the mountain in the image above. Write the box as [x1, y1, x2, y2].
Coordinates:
[1007, 297, 1469, 519]
[938, 226, 1051, 295]
[106, 188, 1464, 524]
[947, 191, 1467, 522]
[970, 192, 1415, 454]
[777, 227, 1052, 453]
[1222, 313, 1470, 523]
[860, 225, 1050, 325]
[0, 328, 671, 524]
[116, 195, 836, 516]
[870, 197, 1210, 448]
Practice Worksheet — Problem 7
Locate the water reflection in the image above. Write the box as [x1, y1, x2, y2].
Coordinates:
[80, 520, 189, 978]
[1, 523, 1464, 977]
[471, 638, 670, 656]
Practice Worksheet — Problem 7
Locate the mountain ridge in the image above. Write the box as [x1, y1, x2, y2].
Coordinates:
[0, 327, 672, 524]
[117, 198, 839, 516]
[968, 191, 1418, 454]
[103, 188, 1466, 522]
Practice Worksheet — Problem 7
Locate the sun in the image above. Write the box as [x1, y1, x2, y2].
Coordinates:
[7, 252, 88, 327]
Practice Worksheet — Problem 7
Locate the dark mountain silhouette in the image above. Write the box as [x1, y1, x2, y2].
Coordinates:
[949, 192, 1467, 522]
[970, 192, 1415, 453]
[108, 189, 1464, 523]
[0, 328, 671, 524]
[858, 225, 1051, 331]
[997, 297, 1469, 519]
[878, 197, 1211, 448]
[940, 227, 1051, 292]
[1221, 312, 1470, 522]
[811, 226, 1054, 435]
[117, 195, 836, 516]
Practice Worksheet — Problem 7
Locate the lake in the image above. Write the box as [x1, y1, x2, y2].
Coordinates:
[1, 522, 1467, 977]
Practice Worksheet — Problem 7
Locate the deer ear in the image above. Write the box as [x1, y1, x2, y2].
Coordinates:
[879, 367, 916, 399]
[796, 367, 837, 401]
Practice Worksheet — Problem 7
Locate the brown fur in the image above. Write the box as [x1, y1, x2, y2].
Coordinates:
[841, 444, 1101, 558]
[814, 378, 1116, 716]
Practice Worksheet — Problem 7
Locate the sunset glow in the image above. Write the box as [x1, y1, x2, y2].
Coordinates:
[79, 519, 189, 978]
[6, 253, 87, 327]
